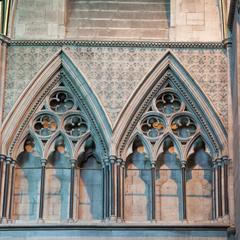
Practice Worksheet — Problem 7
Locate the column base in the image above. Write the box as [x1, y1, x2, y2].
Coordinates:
[68, 218, 75, 223]
[37, 218, 45, 224]
[1, 217, 7, 224]
[7, 219, 13, 224]
[150, 219, 157, 223]
[117, 217, 123, 223]
[109, 216, 117, 222]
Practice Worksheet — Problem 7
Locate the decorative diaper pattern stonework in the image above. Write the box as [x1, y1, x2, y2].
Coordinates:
[4, 45, 228, 128]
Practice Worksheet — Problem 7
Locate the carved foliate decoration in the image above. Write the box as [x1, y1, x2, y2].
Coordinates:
[63, 46, 227, 127]
[4, 46, 60, 118]
[5, 46, 227, 128]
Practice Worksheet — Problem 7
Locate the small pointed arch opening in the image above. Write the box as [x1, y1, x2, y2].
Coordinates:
[185, 136, 213, 222]
[76, 137, 103, 222]
[44, 134, 72, 222]
[124, 135, 152, 222]
[45, 132, 73, 165]
[155, 136, 182, 221]
[125, 134, 152, 168]
[13, 134, 42, 222]
[15, 132, 43, 165]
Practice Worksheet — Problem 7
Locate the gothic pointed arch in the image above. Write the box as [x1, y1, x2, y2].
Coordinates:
[2, 49, 112, 161]
[153, 133, 183, 161]
[113, 51, 227, 159]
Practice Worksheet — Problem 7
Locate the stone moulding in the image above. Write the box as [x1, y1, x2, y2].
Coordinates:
[227, 0, 238, 30]
[0, 36, 225, 49]
[0, 223, 231, 231]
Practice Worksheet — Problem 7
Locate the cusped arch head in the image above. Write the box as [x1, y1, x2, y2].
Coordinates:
[185, 134, 214, 168]
[11, 130, 44, 160]
[153, 132, 183, 161]
[43, 131, 74, 159]
[113, 51, 227, 158]
[123, 131, 153, 162]
[77, 137, 102, 167]
[73, 131, 91, 159]
[2, 49, 112, 161]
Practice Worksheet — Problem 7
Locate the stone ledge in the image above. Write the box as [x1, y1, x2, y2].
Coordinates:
[8, 39, 225, 49]
[0, 222, 231, 231]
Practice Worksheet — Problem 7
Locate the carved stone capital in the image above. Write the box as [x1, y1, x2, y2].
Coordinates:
[216, 157, 223, 166]
[180, 160, 187, 168]
[222, 155, 229, 165]
[5, 156, 12, 164]
[116, 158, 122, 166]
[41, 158, 47, 167]
[70, 159, 76, 167]
[109, 155, 117, 164]
[0, 154, 6, 162]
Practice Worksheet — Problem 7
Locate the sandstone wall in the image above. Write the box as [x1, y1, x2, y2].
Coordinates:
[11, 0, 223, 42]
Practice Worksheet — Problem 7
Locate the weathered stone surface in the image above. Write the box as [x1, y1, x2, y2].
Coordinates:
[66, 0, 170, 40]
[11, 0, 223, 42]
[0, 229, 227, 240]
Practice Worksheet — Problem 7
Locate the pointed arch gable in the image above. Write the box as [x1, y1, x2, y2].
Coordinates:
[2, 50, 112, 159]
[113, 51, 227, 158]
[60, 50, 112, 152]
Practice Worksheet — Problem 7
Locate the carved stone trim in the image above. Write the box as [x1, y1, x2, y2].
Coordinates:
[9, 39, 224, 49]
[0, 34, 11, 45]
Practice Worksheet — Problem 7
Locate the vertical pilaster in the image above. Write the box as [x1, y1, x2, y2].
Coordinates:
[38, 159, 46, 222]
[104, 158, 109, 220]
[151, 162, 156, 222]
[0, 36, 9, 129]
[181, 160, 187, 221]
[109, 155, 116, 221]
[121, 161, 125, 222]
[222, 156, 229, 216]
[8, 159, 16, 222]
[0, 154, 5, 213]
[68, 159, 76, 222]
[217, 157, 223, 218]
[212, 159, 218, 220]
[1, 156, 11, 223]
[102, 162, 106, 221]
[116, 158, 122, 222]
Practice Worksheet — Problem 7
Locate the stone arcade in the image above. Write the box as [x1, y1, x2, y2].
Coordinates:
[0, 0, 239, 239]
